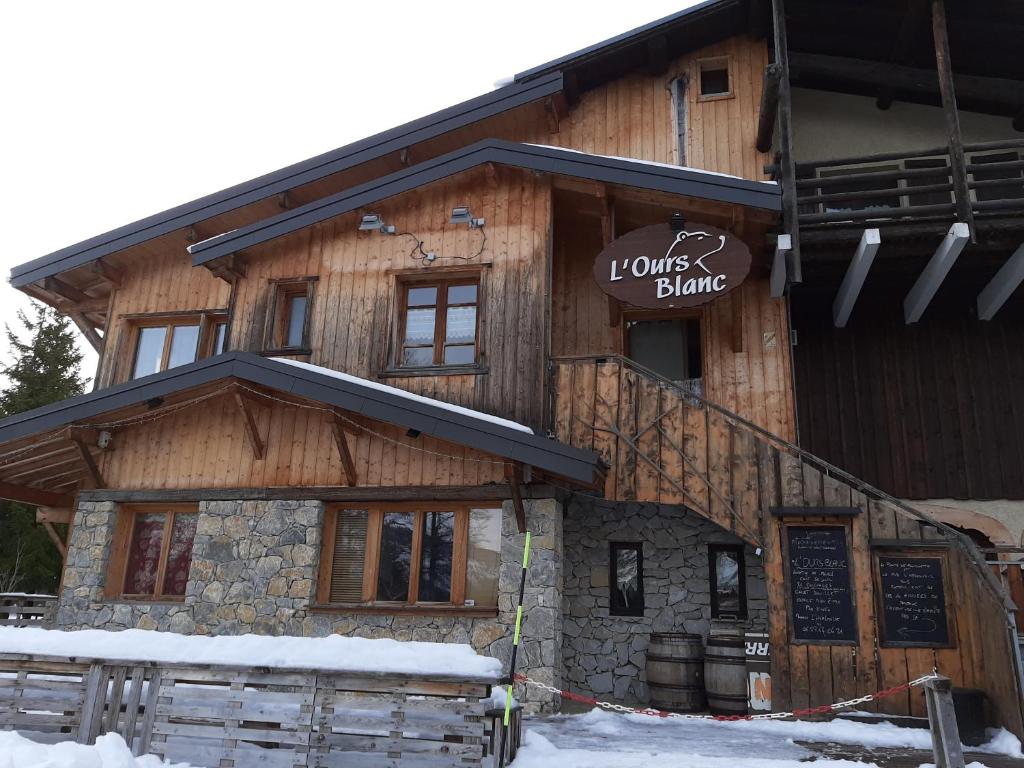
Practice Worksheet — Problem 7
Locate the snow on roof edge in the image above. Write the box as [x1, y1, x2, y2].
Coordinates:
[271, 357, 534, 434]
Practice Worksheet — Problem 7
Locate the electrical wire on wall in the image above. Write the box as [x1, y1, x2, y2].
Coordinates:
[397, 225, 487, 265]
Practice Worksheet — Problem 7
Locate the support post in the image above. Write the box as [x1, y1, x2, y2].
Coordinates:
[771, 0, 801, 284]
[68, 312, 104, 353]
[833, 228, 881, 327]
[756, 63, 782, 152]
[924, 675, 966, 768]
[42, 521, 67, 559]
[931, 0, 974, 237]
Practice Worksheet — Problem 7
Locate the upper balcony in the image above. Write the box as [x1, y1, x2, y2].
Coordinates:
[791, 138, 1024, 238]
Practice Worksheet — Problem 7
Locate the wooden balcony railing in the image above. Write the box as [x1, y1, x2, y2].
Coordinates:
[549, 354, 1024, 725]
[0, 593, 56, 627]
[778, 138, 1024, 229]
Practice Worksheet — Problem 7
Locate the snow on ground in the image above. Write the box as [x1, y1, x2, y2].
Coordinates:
[272, 357, 535, 433]
[511, 708, 1024, 768]
[0, 732, 189, 768]
[0, 627, 501, 678]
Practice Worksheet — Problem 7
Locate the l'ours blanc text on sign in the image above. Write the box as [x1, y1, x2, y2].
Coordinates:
[592, 222, 752, 309]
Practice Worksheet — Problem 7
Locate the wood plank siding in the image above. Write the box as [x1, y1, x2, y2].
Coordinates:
[550, 356, 1024, 733]
[792, 290, 1024, 500]
[94, 388, 506, 491]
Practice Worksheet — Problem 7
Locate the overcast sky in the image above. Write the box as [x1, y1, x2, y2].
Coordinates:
[0, 0, 697, 383]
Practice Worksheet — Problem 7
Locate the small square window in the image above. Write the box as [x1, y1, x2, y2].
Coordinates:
[709, 544, 746, 619]
[266, 279, 316, 352]
[395, 275, 481, 369]
[610, 542, 644, 616]
[107, 505, 199, 600]
[698, 58, 732, 99]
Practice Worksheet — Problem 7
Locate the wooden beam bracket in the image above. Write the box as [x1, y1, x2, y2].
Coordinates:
[233, 390, 265, 460]
[0, 481, 75, 508]
[977, 241, 1024, 320]
[833, 228, 881, 327]
[71, 437, 105, 489]
[330, 414, 358, 487]
[505, 464, 527, 533]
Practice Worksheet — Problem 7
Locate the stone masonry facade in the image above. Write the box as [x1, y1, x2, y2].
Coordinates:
[57, 497, 563, 713]
[562, 498, 767, 705]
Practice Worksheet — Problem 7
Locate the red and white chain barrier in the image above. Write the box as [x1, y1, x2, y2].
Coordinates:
[512, 671, 940, 722]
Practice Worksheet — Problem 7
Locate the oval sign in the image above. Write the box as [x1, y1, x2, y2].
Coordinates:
[592, 222, 751, 309]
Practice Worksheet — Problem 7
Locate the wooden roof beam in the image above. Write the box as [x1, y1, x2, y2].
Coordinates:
[42, 276, 91, 305]
[833, 228, 881, 327]
[904, 222, 970, 323]
[769, 233, 792, 298]
[977, 242, 1024, 321]
[756, 63, 782, 152]
[0, 481, 75, 508]
[89, 259, 123, 288]
[36, 506, 72, 525]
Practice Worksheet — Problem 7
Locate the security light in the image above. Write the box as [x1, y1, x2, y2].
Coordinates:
[670, 212, 686, 232]
[359, 213, 396, 234]
[450, 206, 485, 229]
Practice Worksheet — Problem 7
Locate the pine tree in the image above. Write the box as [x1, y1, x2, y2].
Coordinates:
[0, 303, 87, 593]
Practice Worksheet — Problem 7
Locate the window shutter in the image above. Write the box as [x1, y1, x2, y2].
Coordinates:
[330, 509, 368, 603]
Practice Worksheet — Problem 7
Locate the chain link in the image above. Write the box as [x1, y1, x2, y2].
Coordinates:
[513, 671, 940, 722]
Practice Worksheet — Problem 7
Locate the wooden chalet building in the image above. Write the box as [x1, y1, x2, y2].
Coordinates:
[4, 0, 1024, 732]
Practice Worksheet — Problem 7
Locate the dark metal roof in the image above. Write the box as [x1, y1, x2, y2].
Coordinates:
[190, 140, 780, 264]
[9, 73, 563, 289]
[0, 352, 602, 485]
[513, 0, 737, 84]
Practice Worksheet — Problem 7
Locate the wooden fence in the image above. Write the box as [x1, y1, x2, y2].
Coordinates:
[0, 593, 56, 627]
[551, 355, 1024, 737]
[0, 651, 518, 767]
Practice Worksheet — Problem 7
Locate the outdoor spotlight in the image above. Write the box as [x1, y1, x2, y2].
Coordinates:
[670, 212, 686, 232]
[450, 206, 485, 229]
[359, 213, 396, 234]
[97, 430, 112, 449]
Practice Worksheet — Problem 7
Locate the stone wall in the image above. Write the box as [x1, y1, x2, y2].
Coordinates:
[561, 498, 767, 705]
[56, 496, 563, 713]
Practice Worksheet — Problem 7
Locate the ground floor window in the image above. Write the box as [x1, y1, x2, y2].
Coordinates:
[319, 503, 501, 609]
[609, 541, 644, 616]
[106, 504, 198, 600]
[709, 544, 746, 619]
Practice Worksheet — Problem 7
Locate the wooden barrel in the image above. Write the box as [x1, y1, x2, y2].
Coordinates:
[704, 634, 748, 716]
[646, 633, 705, 712]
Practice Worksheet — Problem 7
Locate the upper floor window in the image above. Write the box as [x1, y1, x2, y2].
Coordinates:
[129, 312, 227, 380]
[698, 57, 732, 100]
[265, 278, 316, 353]
[396, 275, 480, 369]
[106, 504, 198, 601]
[318, 503, 501, 610]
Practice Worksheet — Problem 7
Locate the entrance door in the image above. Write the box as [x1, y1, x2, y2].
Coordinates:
[625, 317, 703, 395]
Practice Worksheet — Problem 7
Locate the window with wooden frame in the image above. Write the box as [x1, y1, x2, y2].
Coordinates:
[105, 504, 199, 600]
[264, 278, 316, 353]
[127, 311, 228, 380]
[394, 274, 481, 370]
[317, 503, 501, 611]
[697, 57, 732, 100]
[709, 544, 746, 620]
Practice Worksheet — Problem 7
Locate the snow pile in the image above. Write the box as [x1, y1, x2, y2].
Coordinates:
[272, 357, 534, 434]
[0, 731, 189, 768]
[0, 627, 502, 678]
[509, 730, 879, 768]
[518, 708, 1024, 768]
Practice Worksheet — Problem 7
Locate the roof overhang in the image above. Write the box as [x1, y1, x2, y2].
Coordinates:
[189, 140, 780, 264]
[0, 352, 603, 487]
[9, 72, 564, 289]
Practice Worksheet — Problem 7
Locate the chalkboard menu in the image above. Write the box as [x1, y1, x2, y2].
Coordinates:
[878, 556, 950, 646]
[786, 526, 858, 643]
